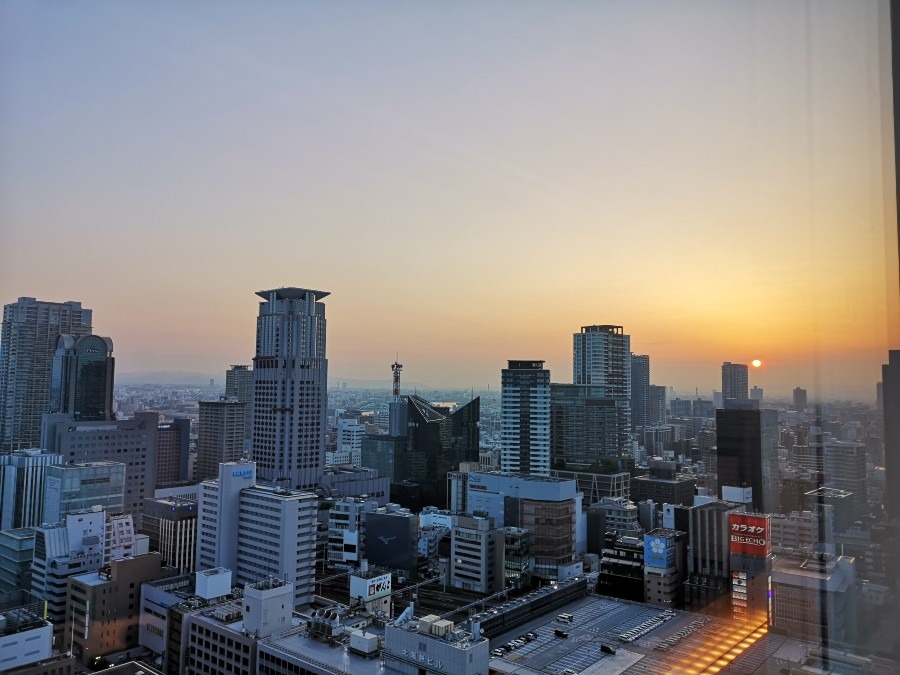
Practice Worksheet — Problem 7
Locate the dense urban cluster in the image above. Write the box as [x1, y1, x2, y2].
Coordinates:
[0, 291, 897, 674]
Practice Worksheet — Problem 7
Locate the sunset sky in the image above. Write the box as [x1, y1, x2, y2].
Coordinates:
[1, 1, 897, 399]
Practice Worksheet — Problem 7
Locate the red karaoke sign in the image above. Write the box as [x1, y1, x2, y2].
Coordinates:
[729, 513, 771, 557]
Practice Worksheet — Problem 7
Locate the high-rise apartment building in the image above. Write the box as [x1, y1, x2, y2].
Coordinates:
[0, 297, 93, 451]
[630, 354, 650, 431]
[550, 384, 625, 469]
[648, 385, 667, 425]
[793, 387, 808, 412]
[252, 288, 328, 489]
[573, 325, 631, 448]
[501, 360, 550, 476]
[884, 351, 900, 520]
[196, 399, 247, 481]
[721, 362, 749, 403]
[49, 334, 115, 421]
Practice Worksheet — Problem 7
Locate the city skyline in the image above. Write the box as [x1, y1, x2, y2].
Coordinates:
[1, 1, 898, 400]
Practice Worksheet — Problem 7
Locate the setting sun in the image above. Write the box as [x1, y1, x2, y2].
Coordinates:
[752, 359, 762, 368]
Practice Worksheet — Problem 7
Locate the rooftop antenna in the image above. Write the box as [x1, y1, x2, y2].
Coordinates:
[391, 356, 403, 403]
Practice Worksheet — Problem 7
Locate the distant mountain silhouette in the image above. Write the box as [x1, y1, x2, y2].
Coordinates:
[328, 377, 432, 391]
[116, 371, 219, 386]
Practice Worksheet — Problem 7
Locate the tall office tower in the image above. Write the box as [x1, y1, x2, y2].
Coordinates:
[792, 387, 808, 412]
[236, 484, 318, 608]
[225, 364, 253, 442]
[648, 385, 667, 425]
[501, 360, 551, 476]
[402, 395, 480, 506]
[882, 351, 900, 519]
[824, 441, 868, 520]
[550, 384, 625, 469]
[750, 386, 764, 402]
[156, 417, 191, 484]
[49, 334, 115, 421]
[252, 288, 328, 489]
[573, 325, 631, 447]
[196, 399, 247, 481]
[0, 297, 92, 451]
[196, 460, 256, 574]
[721, 362, 749, 403]
[716, 404, 780, 514]
[42, 411, 159, 526]
[40, 461, 126, 524]
[630, 354, 650, 431]
[0, 449, 64, 530]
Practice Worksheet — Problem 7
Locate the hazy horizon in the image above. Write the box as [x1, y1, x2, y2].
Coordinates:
[2, 1, 897, 402]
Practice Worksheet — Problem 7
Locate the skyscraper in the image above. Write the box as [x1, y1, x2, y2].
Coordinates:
[156, 417, 191, 484]
[225, 364, 253, 443]
[573, 325, 631, 450]
[501, 360, 550, 476]
[0, 297, 92, 451]
[42, 411, 159, 526]
[792, 387, 808, 412]
[630, 354, 650, 431]
[403, 395, 480, 506]
[721, 362, 749, 403]
[252, 288, 328, 489]
[648, 384, 667, 426]
[550, 384, 624, 469]
[49, 334, 115, 421]
[716, 404, 779, 514]
[883, 351, 900, 520]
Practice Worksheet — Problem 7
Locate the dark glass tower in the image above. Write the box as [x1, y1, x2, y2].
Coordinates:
[630, 354, 650, 431]
[883, 351, 900, 519]
[716, 404, 779, 514]
[49, 334, 115, 421]
[401, 395, 480, 508]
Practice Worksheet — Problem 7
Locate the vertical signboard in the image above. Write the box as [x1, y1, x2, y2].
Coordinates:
[643, 534, 675, 570]
[728, 513, 771, 557]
